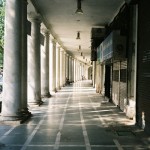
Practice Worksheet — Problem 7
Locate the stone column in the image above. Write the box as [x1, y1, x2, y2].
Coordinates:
[60, 48, 64, 87]
[79, 62, 81, 80]
[66, 54, 69, 80]
[69, 56, 72, 82]
[2, 0, 22, 120]
[79, 63, 81, 80]
[92, 61, 96, 88]
[41, 29, 50, 97]
[82, 63, 84, 77]
[74, 59, 76, 82]
[72, 58, 74, 82]
[63, 51, 66, 86]
[81, 63, 83, 78]
[76, 60, 78, 81]
[49, 38, 53, 91]
[85, 65, 88, 80]
[82, 63, 84, 79]
[21, 0, 31, 116]
[28, 12, 42, 105]
[51, 40, 57, 92]
[56, 46, 60, 90]
[76, 60, 79, 81]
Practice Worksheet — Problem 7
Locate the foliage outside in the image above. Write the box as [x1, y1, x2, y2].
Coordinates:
[0, 0, 5, 66]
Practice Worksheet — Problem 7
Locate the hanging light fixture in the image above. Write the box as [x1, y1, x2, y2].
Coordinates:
[77, 45, 81, 51]
[79, 45, 81, 50]
[75, 0, 83, 14]
[76, 31, 80, 39]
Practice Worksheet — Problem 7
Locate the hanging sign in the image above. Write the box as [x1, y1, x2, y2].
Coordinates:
[97, 43, 103, 63]
[102, 31, 126, 62]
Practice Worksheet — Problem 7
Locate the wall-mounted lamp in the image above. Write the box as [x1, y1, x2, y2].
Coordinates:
[76, 31, 80, 39]
[75, 0, 83, 14]
[81, 52, 83, 56]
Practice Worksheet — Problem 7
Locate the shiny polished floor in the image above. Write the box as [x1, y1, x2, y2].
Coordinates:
[0, 80, 149, 150]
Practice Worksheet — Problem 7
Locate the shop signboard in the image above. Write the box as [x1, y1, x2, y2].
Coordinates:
[102, 32, 113, 61]
[97, 43, 103, 62]
[102, 30, 126, 62]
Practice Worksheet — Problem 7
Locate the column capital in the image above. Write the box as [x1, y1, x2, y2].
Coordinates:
[60, 48, 64, 52]
[28, 12, 42, 23]
[57, 47, 62, 51]
[56, 43, 60, 49]
[59, 47, 63, 51]
[52, 38, 57, 44]
[41, 28, 50, 36]
[49, 34, 54, 41]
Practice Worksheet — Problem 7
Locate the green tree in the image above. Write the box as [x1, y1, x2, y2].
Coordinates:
[0, 0, 5, 65]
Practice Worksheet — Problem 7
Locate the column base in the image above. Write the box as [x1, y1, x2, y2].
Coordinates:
[20, 108, 32, 117]
[28, 100, 44, 106]
[1, 115, 21, 121]
[1, 110, 32, 124]
[41, 92, 51, 98]
[56, 86, 61, 90]
[52, 88, 57, 93]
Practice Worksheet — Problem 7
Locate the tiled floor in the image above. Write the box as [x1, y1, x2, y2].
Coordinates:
[0, 80, 150, 150]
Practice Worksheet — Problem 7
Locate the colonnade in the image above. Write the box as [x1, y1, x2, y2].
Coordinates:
[1, 0, 89, 121]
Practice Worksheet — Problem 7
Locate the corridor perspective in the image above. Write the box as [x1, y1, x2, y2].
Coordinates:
[1, 1, 150, 149]
[0, 81, 149, 150]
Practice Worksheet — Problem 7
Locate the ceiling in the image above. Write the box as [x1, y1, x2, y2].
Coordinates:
[28, 0, 125, 65]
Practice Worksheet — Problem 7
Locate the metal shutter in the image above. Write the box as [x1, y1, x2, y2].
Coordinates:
[120, 60, 127, 111]
[112, 62, 120, 106]
[137, 0, 150, 133]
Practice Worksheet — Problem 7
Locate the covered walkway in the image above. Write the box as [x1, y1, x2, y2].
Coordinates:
[0, 81, 149, 150]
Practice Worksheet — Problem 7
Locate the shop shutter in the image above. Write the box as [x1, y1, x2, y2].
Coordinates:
[120, 60, 127, 111]
[112, 62, 120, 105]
[137, 0, 150, 133]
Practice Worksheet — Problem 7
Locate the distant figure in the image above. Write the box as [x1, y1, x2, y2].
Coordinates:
[82, 75, 85, 80]
[66, 77, 70, 85]
[82, 75, 84, 80]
